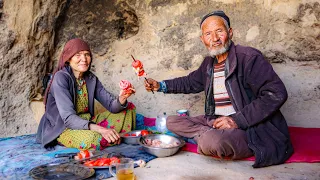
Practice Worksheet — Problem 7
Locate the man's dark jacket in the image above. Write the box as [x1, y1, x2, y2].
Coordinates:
[164, 42, 294, 168]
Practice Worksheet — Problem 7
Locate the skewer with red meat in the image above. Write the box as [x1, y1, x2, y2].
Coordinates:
[131, 55, 154, 94]
[131, 56, 147, 78]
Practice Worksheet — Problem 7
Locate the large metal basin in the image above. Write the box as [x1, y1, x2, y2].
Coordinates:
[138, 134, 185, 158]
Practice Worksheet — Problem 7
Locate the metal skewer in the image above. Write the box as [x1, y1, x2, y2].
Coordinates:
[131, 55, 154, 94]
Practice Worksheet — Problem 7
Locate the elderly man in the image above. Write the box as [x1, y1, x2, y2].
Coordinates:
[144, 10, 293, 168]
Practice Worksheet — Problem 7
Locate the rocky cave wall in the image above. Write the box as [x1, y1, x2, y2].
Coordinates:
[0, 0, 67, 137]
[0, 0, 319, 137]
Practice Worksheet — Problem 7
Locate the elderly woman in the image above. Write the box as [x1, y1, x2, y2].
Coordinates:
[36, 38, 136, 150]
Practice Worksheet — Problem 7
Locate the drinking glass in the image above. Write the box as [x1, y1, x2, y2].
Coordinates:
[109, 158, 135, 180]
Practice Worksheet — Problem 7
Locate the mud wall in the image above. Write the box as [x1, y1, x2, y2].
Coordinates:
[0, 0, 319, 137]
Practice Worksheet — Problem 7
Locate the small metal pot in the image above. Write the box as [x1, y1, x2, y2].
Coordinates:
[120, 130, 144, 145]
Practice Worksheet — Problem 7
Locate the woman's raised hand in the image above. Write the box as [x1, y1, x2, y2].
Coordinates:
[118, 80, 136, 105]
[119, 89, 135, 105]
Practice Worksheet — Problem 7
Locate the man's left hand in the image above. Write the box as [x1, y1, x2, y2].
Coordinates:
[213, 116, 238, 129]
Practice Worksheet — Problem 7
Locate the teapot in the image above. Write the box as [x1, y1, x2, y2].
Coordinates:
[155, 112, 168, 133]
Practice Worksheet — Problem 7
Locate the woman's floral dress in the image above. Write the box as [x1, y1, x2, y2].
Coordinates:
[57, 79, 136, 150]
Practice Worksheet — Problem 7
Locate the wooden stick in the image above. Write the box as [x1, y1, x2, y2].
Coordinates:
[131, 55, 136, 62]
[131, 55, 154, 94]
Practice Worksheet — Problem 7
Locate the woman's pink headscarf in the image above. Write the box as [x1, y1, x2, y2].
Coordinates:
[43, 38, 91, 106]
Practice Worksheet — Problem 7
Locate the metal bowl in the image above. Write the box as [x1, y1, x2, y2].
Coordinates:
[138, 134, 186, 158]
[120, 130, 144, 145]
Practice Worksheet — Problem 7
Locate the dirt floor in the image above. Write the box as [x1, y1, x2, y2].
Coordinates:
[109, 151, 320, 180]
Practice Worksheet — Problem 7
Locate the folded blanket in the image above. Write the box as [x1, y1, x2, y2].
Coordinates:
[182, 127, 320, 163]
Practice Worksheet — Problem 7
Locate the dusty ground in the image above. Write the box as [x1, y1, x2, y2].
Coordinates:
[109, 151, 320, 180]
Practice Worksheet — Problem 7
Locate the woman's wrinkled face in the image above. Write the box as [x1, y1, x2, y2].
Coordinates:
[69, 50, 91, 74]
[200, 16, 233, 56]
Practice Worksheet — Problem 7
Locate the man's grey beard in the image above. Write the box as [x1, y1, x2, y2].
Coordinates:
[208, 39, 232, 57]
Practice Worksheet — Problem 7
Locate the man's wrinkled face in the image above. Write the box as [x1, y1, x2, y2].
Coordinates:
[200, 16, 233, 56]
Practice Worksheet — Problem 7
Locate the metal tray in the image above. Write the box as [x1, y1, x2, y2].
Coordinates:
[29, 162, 95, 180]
